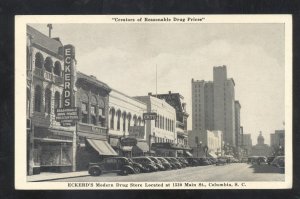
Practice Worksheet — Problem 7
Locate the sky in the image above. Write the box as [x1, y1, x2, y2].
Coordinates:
[30, 23, 285, 145]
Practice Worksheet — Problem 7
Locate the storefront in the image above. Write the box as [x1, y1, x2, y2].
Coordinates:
[132, 141, 149, 157]
[76, 123, 117, 170]
[152, 143, 192, 157]
[32, 126, 76, 174]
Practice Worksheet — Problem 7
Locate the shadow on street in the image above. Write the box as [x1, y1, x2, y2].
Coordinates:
[249, 164, 284, 174]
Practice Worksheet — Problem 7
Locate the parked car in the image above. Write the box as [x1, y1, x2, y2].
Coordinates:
[207, 157, 217, 164]
[165, 157, 183, 169]
[131, 157, 158, 172]
[128, 158, 148, 173]
[148, 157, 165, 171]
[156, 157, 172, 170]
[271, 156, 285, 169]
[197, 157, 211, 166]
[267, 156, 276, 165]
[185, 157, 199, 167]
[176, 157, 189, 167]
[88, 157, 136, 176]
[216, 157, 227, 166]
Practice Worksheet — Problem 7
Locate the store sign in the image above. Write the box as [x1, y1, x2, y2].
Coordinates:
[63, 45, 75, 108]
[56, 45, 77, 127]
[120, 138, 137, 146]
[143, 112, 157, 120]
[128, 126, 145, 139]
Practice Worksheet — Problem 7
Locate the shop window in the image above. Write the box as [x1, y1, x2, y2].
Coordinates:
[54, 91, 60, 109]
[40, 143, 72, 166]
[54, 61, 61, 76]
[45, 88, 52, 114]
[35, 52, 44, 69]
[34, 85, 42, 112]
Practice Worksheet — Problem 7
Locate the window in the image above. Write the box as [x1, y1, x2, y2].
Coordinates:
[110, 109, 115, 129]
[122, 113, 126, 132]
[54, 91, 60, 109]
[91, 106, 96, 115]
[34, 85, 42, 112]
[116, 111, 121, 130]
[54, 61, 61, 76]
[44, 57, 53, 72]
[35, 52, 44, 69]
[45, 88, 52, 114]
[98, 108, 103, 116]
[127, 114, 131, 131]
[81, 103, 88, 123]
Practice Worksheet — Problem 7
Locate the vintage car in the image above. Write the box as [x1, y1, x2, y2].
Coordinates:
[128, 158, 148, 173]
[216, 157, 227, 166]
[271, 156, 285, 169]
[156, 157, 172, 170]
[185, 157, 199, 167]
[165, 157, 184, 169]
[88, 157, 136, 176]
[176, 157, 189, 167]
[148, 157, 166, 171]
[131, 157, 158, 172]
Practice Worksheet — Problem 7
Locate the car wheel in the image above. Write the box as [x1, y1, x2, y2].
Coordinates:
[134, 166, 141, 174]
[121, 168, 130, 176]
[89, 167, 101, 176]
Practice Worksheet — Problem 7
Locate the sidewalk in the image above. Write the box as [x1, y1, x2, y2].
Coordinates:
[27, 171, 89, 182]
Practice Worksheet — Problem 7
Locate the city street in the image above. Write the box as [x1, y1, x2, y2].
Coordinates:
[52, 163, 284, 182]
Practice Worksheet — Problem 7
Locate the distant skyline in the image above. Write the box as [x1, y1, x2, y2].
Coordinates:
[30, 23, 285, 145]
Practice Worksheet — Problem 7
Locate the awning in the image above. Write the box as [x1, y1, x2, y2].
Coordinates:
[208, 152, 218, 158]
[184, 151, 193, 157]
[133, 142, 149, 153]
[86, 139, 118, 156]
[121, 146, 133, 151]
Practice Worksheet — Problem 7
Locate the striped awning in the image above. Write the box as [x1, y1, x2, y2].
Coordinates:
[86, 139, 118, 156]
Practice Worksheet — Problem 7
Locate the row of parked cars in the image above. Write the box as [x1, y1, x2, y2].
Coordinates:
[88, 156, 218, 176]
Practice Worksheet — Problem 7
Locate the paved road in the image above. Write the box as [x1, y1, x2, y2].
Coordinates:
[53, 163, 284, 182]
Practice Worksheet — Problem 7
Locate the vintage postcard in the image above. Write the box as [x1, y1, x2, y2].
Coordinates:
[15, 15, 292, 189]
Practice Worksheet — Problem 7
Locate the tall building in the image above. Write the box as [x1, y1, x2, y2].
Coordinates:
[270, 130, 285, 156]
[191, 65, 238, 148]
[243, 133, 252, 155]
[235, 101, 242, 153]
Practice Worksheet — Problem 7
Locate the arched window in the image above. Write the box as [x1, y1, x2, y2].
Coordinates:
[116, 110, 121, 130]
[91, 95, 97, 125]
[54, 91, 60, 109]
[34, 85, 42, 112]
[35, 52, 44, 69]
[45, 88, 52, 114]
[54, 61, 61, 76]
[81, 93, 89, 123]
[122, 112, 126, 132]
[137, 117, 141, 126]
[127, 114, 132, 131]
[133, 115, 137, 126]
[44, 57, 53, 72]
[110, 108, 115, 129]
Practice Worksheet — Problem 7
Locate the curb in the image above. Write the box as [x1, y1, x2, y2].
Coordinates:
[28, 174, 90, 182]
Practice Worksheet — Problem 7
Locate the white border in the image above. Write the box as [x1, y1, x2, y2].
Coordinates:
[15, 15, 293, 190]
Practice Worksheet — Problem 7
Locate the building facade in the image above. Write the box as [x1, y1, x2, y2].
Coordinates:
[108, 89, 148, 157]
[251, 132, 271, 156]
[242, 133, 253, 156]
[188, 130, 223, 158]
[27, 25, 77, 175]
[134, 95, 189, 157]
[270, 130, 285, 156]
[154, 91, 189, 147]
[191, 65, 239, 150]
[75, 72, 117, 171]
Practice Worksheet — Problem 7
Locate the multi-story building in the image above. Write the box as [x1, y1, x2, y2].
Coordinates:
[188, 130, 223, 157]
[75, 72, 117, 170]
[27, 25, 77, 175]
[243, 133, 253, 156]
[135, 95, 188, 157]
[270, 130, 285, 156]
[108, 89, 148, 157]
[191, 65, 238, 149]
[154, 91, 189, 147]
[251, 132, 271, 156]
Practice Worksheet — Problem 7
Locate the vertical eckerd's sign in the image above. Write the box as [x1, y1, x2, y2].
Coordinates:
[63, 44, 75, 108]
